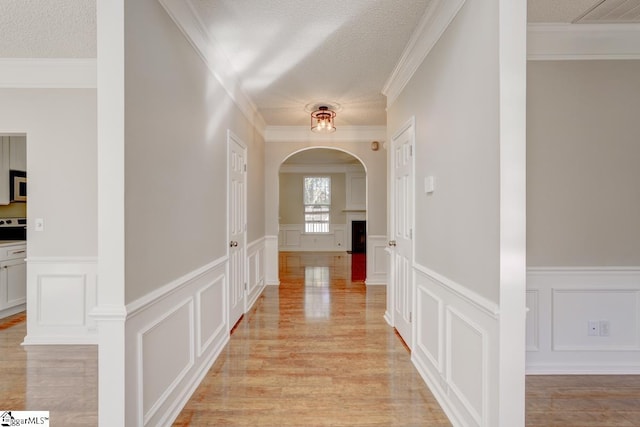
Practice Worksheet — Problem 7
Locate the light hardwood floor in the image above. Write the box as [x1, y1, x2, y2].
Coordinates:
[0, 252, 638, 426]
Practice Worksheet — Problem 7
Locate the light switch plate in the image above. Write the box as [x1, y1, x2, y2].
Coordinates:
[425, 176, 435, 194]
[34, 218, 44, 232]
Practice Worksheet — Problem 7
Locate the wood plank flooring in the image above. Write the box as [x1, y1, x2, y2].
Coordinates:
[174, 252, 451, 426]
[0, 313, 97, 425]
[0, 251, 638, 426]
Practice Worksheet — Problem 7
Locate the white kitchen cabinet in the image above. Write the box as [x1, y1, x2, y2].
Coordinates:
[9, 136, 27, 172]
[0, 138, 10, 205]
[0, 244, 26, 318]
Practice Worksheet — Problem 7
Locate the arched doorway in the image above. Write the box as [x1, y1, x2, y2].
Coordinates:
[277, 147, 367, 278]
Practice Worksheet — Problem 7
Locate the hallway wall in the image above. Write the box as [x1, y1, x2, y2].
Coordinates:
[114, 0, 267, 424]
[386, 0, 526, 425]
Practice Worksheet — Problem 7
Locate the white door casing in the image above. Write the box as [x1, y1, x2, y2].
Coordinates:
[228, 130, 247, 329]
[389, 118, 415, 349]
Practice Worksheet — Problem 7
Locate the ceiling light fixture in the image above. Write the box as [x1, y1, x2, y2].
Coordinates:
[310, 106, 336, 133]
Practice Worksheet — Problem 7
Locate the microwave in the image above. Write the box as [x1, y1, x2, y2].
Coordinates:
[10, 170, 26, 202]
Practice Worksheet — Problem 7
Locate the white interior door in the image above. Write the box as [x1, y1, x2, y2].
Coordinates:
[228, 131, 247, 329]
[390, 120, 414, 348]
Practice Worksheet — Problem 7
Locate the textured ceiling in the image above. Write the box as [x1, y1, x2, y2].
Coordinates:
[0, 0, 95, 58]
[189, 0, 432, 127]
[1, 0, 638, 127]
[528, 0, 640, 23]
[528, 0, 604, 22]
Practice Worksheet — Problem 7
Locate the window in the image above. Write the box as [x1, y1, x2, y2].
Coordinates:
[304, 176, 330, 233]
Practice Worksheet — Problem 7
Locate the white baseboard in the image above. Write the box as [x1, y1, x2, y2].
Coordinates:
[23, 257, 98, 345]
[0, 304, 25, 321]
[526, 267, 640, 375]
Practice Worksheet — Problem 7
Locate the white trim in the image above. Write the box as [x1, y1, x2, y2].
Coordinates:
[138, 298, 195, 426]
[26, 256, 98, 264]
[246, 237, 266, 312]
[365, 235, 388, 286]
[414, 263, 499, 318]
[125, 260, 229, 426]
[157, 0, 266, 136]
[526, 266, 640, 375]
[446, 306, 489, 427]
[264, 126, 387, 143]
[526, 364, 640, 375]
[280, 163, 365, 174]
[264, 235, 280, 286]
[126, 255, 227, 316]
[23, 257, 99, 345]
[0, 58, 97, 88]
[195, 274, 226, 357]
[528, 266, 640, 274]
[527, 23, 640, 60]
[382, 0, 467, 107]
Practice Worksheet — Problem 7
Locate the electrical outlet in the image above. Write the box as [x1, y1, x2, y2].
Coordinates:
[588, 320, 599, 336]
[599, 320, 610, 337]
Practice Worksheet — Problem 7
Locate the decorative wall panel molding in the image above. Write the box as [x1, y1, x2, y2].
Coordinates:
[125, 259, 229, 426]
[412, 264, 499, 427]
[365, 235, 388, 285]
[264, 235, 280, 286]
[23, 257, 98, 345]
[527, 267, 640, 374]
[246, 237, 267, 310]
[278, 224, 346, 251]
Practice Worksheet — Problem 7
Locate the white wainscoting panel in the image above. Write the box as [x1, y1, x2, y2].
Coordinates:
[527, 267, 640, 374]
[412, 264, 499, 427]
[246, 238, 266, 310]
[365, 235, 388, 285]
[416, 286, 443, 372]
[23, 257, 98, 345]
[140, 299, 194, 425]
[264, 235, 279, 285]
[278, 224, 346, 251]
[526, 290, 539, 352]
[125, 257, 229, 426]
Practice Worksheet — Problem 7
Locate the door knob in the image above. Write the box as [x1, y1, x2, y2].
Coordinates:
[234, 241, 238, 247]
[388, 240, 396, 247]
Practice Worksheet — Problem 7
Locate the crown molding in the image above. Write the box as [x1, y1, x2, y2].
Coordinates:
[382, 0, 466, 108]
[280, 163, 365, 174]
[264, 126, 387, 143]
[158, 0, 266, 136]
[528, 23, 640, 60]
[0, 58, 97, 88]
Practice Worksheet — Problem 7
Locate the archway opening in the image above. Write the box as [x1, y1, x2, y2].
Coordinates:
[277, 147, 368, 282]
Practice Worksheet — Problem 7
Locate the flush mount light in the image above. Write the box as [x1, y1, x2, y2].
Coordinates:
[310, 106, 336, 133]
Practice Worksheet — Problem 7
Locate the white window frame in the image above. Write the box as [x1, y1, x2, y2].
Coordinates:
[303, 176, 331, 234]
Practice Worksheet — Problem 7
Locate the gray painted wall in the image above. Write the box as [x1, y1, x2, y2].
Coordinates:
[124, 0, 265, 303]
[0, 88, 97, 257]
[387, 0, 501, 303]
[527, 60, 640, 267]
